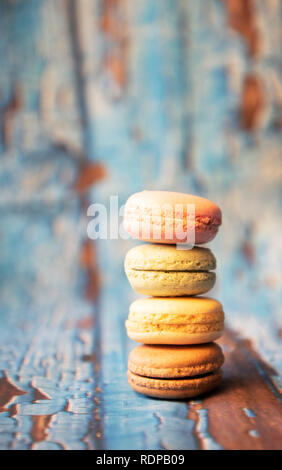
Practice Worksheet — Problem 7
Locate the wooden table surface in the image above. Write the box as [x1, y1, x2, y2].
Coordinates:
[0, 0, 281, 451]
[0, 289, 281, 451]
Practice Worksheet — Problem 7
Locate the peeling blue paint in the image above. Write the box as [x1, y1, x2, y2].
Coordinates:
[195, 408, 223, 450]
[0, 0, 281, 450]
[243, 408, 256, 419]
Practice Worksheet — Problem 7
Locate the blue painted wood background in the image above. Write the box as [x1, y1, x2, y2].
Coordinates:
[0, 0, 281, 450]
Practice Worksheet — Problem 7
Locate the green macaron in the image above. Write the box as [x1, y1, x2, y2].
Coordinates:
[124, 243, 216, 297]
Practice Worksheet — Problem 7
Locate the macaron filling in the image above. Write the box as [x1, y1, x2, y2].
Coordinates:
[128, 360, 224, 379]
[128, 369, 222, 382]
[126, 320, 224, 334]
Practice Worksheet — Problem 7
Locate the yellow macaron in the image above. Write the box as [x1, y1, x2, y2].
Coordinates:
[125, 296, 224, 345]
[125, 243, 216, 296]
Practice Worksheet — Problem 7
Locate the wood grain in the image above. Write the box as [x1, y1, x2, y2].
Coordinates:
[0, 301, 103, 450]
[0, 373, 27, 414]
[0, 0, 281, 451]
[189, 330, 282, 450]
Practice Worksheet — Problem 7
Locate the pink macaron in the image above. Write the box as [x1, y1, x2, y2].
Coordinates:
[123, 191, 222, 245]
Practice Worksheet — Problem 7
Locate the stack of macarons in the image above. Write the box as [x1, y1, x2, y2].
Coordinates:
[123, 190, 224, 399]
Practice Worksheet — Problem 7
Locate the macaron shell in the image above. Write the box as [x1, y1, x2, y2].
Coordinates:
[124, 191, 222, 244]
[124, 244, 216, 272]
[125, 191, 222, 219]
[125, 269, 216, 296]
[128, 370, 222, 399]
[128, 343, 224, 378]
[129, 296, 224, 317]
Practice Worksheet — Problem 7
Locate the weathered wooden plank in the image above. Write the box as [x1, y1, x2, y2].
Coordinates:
[69, 0, 282, 449]
[0, 301, 103, 450]
[0, 0, 281, 451]
[0, 0, 101, 451]
[189, 330, 282, 450]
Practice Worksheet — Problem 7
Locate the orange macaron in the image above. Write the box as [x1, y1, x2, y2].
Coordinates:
[123, 190, 222, 245]
[128, 343, 224, 399]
